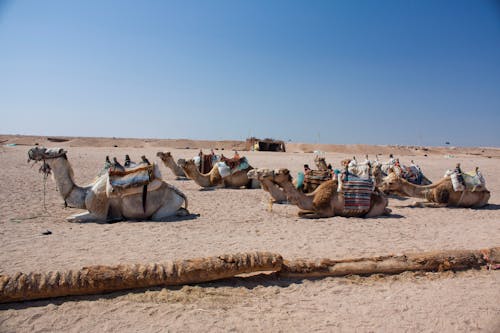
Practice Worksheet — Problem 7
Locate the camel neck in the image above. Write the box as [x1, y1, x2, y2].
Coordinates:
[164, 157, 184, 176]
[399, 178, 437, 199]
[47, 158, 87, 208]
[184, 165, 212, 187]
[277, 179, 314, 210]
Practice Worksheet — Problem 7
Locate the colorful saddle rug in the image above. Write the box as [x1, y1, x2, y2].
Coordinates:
[402, 166, 424, 185]
[217, 157, 251, 178]
[341, 174, 373, 214]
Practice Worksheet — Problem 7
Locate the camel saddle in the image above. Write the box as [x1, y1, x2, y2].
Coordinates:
[220, 156, 249, 170]
[217, 157, 250, 178]
[402, 166, 424, 185]
[338, 173, 373, 215]
[108, 164, 156, 190]
[462, 171, 486, 192]
[195, 153, 219, 174]
[304, 170, 332, 185]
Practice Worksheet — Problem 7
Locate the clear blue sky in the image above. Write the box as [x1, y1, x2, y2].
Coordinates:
[1, 0, 499, 146]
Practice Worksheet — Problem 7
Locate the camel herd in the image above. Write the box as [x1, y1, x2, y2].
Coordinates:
[28, 147, 491, 223]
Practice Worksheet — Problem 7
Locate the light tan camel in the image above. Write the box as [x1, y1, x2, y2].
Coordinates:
[379, 169, 490, 208]
[28, 147, 189, 222]
[156, 151, 186, 178]
[177, 158, 260, 189]
[247, 168, 288, 203]
[251, 168, 390, 218]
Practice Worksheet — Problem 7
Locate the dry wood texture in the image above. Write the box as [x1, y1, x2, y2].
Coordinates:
[0, 248, 498, 303]
[0, 252, 282, 303]
[281, 247, 500, 278]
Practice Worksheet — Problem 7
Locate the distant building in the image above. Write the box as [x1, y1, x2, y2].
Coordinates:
[246, 137, 286, 152]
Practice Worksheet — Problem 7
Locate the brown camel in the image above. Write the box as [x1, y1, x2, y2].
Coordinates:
[247, 168, 288, 203]
[251, 168, 390, 218]
[156, 152, 186, 178]
[379, 169, 490, 208]
[177, 158, 260, 189]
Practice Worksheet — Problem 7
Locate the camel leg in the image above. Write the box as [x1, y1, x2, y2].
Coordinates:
[297, 210, 324, 219]
[151, 196, 188, 221]
[410, 201, 447, 208]
[251, 179, 261, 189]
[365, 194, 389, 218]
[66, 212, 107, 223]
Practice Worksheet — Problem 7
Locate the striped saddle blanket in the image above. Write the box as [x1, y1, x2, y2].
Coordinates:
[342, 175, 373, 213]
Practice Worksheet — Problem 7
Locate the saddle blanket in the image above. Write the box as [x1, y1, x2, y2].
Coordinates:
[462, 172, 486, 191]
[108, 164, 156, 189]
[341, 175, 373, 212]
[217, 157, 250, 178]
[403, 166, 424, 185]
[446, 170, 486, 192]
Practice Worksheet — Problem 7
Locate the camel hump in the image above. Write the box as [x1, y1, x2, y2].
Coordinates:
[108, 163, 158, 190]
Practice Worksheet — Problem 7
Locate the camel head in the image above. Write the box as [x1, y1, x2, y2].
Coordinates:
[28, 147, 68, 177]
[28, 147, 67, 162]
[247, 168, 275, 180]
[371, 164, 384, 185]
[177, 158, 194, 169]
[156, 151, 172, 161]
[379, 169, 403, 194]
[247, 168, 292, 184]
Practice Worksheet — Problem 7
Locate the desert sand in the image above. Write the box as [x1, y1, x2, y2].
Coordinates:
[0, 135, 499, 332]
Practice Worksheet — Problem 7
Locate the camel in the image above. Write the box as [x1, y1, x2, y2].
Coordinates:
[250, 168, 390, 218]
[177, 158, 260, 189]
[314, 155, 328, 171]
[247, 168, 288, 203]
[341, 156, 432, 186]
[156, 151, 186, 178]
[28, 147, 189, 222]
[379, 169, 490, 208]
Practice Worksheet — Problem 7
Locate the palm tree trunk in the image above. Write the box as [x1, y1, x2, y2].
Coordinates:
[0, 252, 282, 303]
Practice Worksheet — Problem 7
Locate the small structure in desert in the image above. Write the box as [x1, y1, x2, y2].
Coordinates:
[246, 137, 286, 152]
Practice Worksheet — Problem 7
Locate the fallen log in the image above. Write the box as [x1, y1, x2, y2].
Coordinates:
[0, 248, 498, 304]
[281, 247, 500, 278]
[0, 252, 283, 303]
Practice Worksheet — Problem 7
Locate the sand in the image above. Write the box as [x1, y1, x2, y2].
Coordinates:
[0, 135, 499, 332]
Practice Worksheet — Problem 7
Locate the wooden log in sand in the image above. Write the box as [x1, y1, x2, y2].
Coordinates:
[282, 247, 500, 278]
[0, 252, 283, 303]
[0, 248, 498, 303]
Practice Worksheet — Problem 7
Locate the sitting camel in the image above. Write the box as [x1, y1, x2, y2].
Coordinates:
[247, 169, 288, 203]
[157, 151, 187, 178]
[341, 156, 432, 186]
[379, 169, 490, 208]
[177, 158, 260, 189]
[249, 168, 390, 218]
[28, 147, 189, 222]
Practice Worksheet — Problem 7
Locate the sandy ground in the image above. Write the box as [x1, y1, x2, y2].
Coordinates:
[0, 135, 499, 332]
